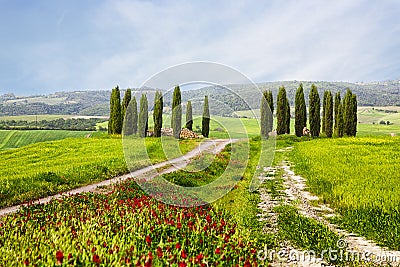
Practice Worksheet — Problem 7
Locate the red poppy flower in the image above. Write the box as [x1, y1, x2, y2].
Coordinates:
[181, 250, 187, 259]
[56, 250, 64, 264]
[176, 243, 181, 249]
[145, 235, 152, 245]
[156, 247, 163, 258]
[215, 247, 221, 254]
[23, 259, 29, 266]
[178, 262, 187, 267]
[93, 254, 100, 264]
[195, 253, 204, 264]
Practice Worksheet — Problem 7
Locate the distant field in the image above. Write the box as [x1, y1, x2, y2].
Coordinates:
[0, 114, 74, 121]
[0, 135, 199, 208]
[358, 106, 400, 125]
[0, 130, 93, 150]
[0, 114, 107, 122]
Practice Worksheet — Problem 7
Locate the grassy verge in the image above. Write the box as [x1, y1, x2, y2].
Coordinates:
[0, 135, 199, 209]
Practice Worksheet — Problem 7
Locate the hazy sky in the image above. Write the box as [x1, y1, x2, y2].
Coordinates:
[1, 0, 399, 95]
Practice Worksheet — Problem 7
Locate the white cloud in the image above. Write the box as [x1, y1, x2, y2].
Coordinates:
[1, 0, 399, 93]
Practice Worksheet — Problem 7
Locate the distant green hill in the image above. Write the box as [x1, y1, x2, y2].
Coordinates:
[1, 80, 399, 116]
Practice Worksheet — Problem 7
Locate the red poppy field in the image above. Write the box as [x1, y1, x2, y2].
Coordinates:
[0, 179, 259, 266]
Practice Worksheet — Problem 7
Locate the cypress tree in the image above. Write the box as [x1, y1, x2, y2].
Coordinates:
[171, 85, 182, 139]
[334, 92, 341, 135]
[108, 86, 122, 135]
[122, 88, 132, 120]
[185, 101, 193, 130]
[153, 91, 163, 137]
[322, 91, 329, 134]
[351, 94, 358, 137]
[276, 86, 287, 135]
[325, 90, 334, 138]
[123, 95, 134, 136]
[131, 96, 138, 134]
[309, 84, 321, 137]
[108, 89, 115, 135]
[295, 84, 307, 137]
[260, 91, 268, 138]
[202, 96, 210, 138]
[285, 98, 290, 134]
[337, 102, 344, 137]
[267, 90, 274, 134]
[343, 89, 354, 136]
[138, 94, 148, 138]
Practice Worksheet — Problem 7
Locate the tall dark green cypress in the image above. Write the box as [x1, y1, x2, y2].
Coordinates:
[337, 102, 344, 137]
[131, 96, 138, 134]
[202, 96, 210, 138]
[343, 89, 355, 137]
[122, 88, 132, 120]
[295, 84, 307, 137]
[309, 84, 321, 137]
[260, 91, 268, 138]
[123, 94, 134, 136]
[322, 91, 329, 134]
[171, 85, 182, 139]
[351, 94, 358, 137]
[334, 92, 341, 135]
[138, 94, 148, 138]
[153, 91, 163, 137]
[285, 98, 290, 134]
[325, 90, 334, 138]
[267, 90, 274, 134]
[108, 86, 122, 135]
[108, 89, 115, 135]
[185, 101, 193, 130]
[276, 86, 287, 135]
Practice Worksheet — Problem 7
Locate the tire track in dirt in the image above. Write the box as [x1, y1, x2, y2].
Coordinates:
[257, 151, 400, 266]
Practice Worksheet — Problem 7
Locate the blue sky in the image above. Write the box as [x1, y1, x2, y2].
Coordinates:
[1, 0, 399, 95]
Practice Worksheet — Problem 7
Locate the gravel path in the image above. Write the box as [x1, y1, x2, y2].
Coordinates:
[0, 138, 236, 217]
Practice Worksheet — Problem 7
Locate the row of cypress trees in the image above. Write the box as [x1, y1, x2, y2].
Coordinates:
[260, 84, 357, 138]
[108, 85, 210, 138]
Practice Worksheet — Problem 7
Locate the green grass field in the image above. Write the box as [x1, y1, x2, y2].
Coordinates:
[290, 136, 400, 249]
[0, 130, 94, 150]
[0, 135, 199, 208]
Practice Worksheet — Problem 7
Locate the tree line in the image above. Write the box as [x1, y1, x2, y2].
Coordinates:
[108, 86, 211, 138]
[0, 118, 105, 131]
[260, 84, 357, 138]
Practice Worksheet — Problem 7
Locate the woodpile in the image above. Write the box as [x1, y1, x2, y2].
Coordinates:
[179, 128, 200, 139]
[160, 127, 202, 139]
[161, 128, 173, 136]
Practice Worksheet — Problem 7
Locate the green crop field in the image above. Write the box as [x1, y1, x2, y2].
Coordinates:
[0, 130, 94, 150]
[0, 135, 199, 208]
[0, 114, 76, 122]
[290, 136, 400, 249]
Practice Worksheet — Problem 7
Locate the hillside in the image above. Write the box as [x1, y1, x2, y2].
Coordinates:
[1, 80, 399, 116]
